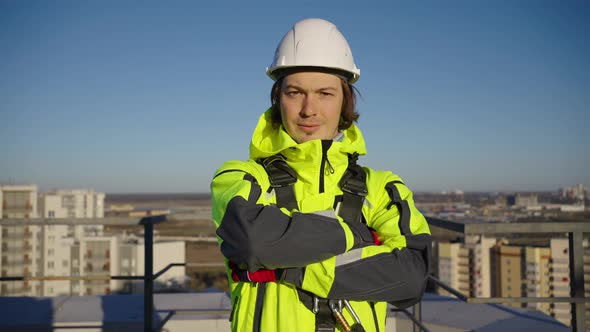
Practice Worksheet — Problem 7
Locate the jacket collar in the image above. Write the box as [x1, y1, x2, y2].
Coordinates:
[249, 108, 367, 161]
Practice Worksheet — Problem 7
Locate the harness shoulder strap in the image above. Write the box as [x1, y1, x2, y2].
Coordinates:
[258, 154, 298, 210]
[338, 153, 368, 223]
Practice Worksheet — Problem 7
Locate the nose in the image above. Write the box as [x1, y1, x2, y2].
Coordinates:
[299, 95, 316, 117]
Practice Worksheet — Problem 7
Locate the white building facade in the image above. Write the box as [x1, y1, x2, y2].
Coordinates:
[550, 238, 571, 326]
[40, 189, 105, 238]
[465, 235, 495, 298]
[437, 242, 470, 296]
[525, 246, 551, 315]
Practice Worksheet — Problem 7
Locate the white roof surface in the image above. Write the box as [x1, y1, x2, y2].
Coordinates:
[391, 292, 570, 331]
[0, 291, 572, 331]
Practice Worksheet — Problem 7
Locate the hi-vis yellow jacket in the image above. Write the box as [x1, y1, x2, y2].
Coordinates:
[211, 109, 431, 332]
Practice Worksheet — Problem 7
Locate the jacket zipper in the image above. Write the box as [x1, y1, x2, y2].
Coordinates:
[319, 140, 333, 193]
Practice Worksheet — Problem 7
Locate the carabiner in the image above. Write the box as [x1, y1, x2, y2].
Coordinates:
[312, 295, 320, 314]
[328, 300, 352, 331]
[343, 299, 362, 325]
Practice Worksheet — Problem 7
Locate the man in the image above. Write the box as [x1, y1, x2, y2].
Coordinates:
[211, 18, 431, 332]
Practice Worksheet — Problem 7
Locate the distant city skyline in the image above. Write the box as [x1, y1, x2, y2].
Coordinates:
[1, 1, 588, 193]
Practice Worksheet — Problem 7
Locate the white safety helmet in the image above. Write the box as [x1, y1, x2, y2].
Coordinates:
[266, 18, 361, 83]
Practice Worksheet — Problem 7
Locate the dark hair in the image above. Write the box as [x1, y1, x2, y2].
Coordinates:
[270, 76, 359, 130]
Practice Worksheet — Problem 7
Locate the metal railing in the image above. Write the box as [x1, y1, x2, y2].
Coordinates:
[400, 217, 590, 332]
[0, 215, 172, 332]
[1, 216, 588, 331]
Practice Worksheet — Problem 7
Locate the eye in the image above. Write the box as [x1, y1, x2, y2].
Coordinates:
[319, 91, 333, 97]
[285, 91, 301, 96]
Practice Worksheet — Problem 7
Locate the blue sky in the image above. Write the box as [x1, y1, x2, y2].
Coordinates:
[0, 1, 588, 193]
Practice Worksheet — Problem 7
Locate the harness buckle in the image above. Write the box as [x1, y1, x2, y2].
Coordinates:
[261, 154, 298, 188]
[339, 153, 368, 197]
[340, 177, 368, 196]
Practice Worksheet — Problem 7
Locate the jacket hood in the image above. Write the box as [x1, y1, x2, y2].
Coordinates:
[249, 109, 367, 160]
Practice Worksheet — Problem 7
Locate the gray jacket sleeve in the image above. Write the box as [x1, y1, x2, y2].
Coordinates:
[327, 233, 431, 308]
[280, 179, 432, 308]
[216, 178, 350, 271]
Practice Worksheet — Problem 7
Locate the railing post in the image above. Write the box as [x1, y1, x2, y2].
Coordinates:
[413, 301, 422, 332]
[144, 219, 154, 332]
[569, 231, 586, 332]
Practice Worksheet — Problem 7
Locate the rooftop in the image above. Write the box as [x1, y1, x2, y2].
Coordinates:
[0, 292, 568, 332]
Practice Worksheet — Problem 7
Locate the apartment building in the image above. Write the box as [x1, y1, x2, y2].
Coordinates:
[550, 238, 571, 326]
[0, 185, 41, 296]
[137, 241, 187, 292]
[41, 227, 73, 296]
[70, 236, 118, 296]
[437, 242, 470, 296]
[491, 245, 524, 308]
[39, 189, 107, 296]
[112, 239, 187, 294]
[1, 187, 111, 296]
[40, 189, 105, 218]
[436, 236, 496, 299]
[465, 235, 495, 298]
[0, 184, 38, 219]
[40, 189, 105, 238]
[524, 246, 551, 315]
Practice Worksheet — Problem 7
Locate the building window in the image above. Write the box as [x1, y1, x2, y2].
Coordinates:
[62, 260, 68, 268]
[47, 261, 54, 269]
[48, 249, 54, 256]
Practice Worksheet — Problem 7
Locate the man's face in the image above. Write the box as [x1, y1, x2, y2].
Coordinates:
[280, 72, 344, 144]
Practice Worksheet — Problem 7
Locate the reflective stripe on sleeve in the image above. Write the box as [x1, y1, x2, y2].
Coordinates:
[335, 247, 364, 267]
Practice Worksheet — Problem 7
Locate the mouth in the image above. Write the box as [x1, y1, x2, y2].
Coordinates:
[298, 124, 320, 132]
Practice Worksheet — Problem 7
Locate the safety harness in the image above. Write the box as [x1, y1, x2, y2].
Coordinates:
[259, 152, 368, 332]
[261, 152, 367, 223]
